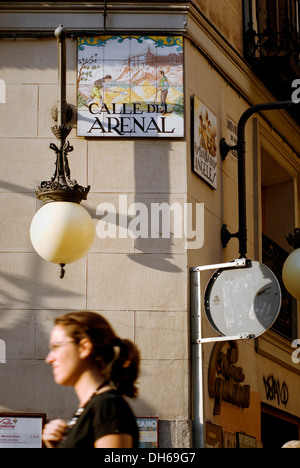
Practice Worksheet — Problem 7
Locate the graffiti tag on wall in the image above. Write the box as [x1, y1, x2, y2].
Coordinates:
[263, 375, 289, 407]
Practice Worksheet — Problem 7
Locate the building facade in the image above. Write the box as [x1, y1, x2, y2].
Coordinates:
[0, 1, 299, 448]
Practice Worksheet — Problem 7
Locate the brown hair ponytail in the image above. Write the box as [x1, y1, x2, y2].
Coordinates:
[54, 311, 140, 398]
[111, 338, 140, 398]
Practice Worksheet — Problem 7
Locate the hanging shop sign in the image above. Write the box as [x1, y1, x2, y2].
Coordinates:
[77, 35, 184, 138]
[192, 95, 218, 189]
[208, 341, 250, 415]
[204, 259, 282, 339]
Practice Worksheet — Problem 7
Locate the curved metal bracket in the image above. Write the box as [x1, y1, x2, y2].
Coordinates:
[221, 224, 239, 248]
[220, 100, 298, 257]
[220, 138, 236, 161]
[34, 25, 90, 205]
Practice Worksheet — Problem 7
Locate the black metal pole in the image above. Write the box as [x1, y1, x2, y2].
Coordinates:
[55, 25, 67, 129]
[53, 25, 69, 187]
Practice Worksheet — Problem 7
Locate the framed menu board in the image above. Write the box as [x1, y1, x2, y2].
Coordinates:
[0, 413, 46, 448]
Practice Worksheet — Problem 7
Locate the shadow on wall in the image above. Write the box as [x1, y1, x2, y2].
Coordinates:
[0, 178, 84, 417]
[0, 36, 186, 421]
[132, 140, 184, 273]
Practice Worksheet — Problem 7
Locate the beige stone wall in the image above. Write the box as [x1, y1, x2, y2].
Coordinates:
[0, 34, 190, 441]
[192, 0, 244, 55]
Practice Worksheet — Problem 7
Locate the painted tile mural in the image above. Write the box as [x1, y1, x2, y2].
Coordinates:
[192, 95, 218, 189]
[77, 35, 184, 137]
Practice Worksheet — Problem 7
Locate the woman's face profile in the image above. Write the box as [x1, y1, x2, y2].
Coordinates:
[46, 325, 84, 387]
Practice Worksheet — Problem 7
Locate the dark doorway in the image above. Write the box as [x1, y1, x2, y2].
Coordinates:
[261, 405, 300, 448]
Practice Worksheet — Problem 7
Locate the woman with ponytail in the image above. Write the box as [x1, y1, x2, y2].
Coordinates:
[42, 311, 140, 448]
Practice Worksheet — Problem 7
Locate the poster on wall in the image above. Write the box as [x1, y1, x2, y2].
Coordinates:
[192, 95, 218, 189]
[77, 35, 184, 138]
[0, 414, 46, 448]
[136, 417, 158, 448]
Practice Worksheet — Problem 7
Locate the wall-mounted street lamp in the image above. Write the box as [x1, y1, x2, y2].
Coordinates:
[220, 99, 299, 297]
[30, 26, 95, 278]
[282, 229, 300, 299]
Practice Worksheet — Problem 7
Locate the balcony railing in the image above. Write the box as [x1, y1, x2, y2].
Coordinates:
[244, 24, 300, 75]
[244, 0, 300, 71]
[243, 0, 300, 123]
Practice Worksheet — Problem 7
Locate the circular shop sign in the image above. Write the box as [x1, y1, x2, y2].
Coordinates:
[204, 259, 282, 339]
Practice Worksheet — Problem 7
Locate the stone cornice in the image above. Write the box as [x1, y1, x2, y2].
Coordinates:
[0, 1, 189, 12]
[0, 1, 188, 34]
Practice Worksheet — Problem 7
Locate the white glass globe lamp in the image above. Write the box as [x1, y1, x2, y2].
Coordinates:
[30, 201, 95, 278]
[282, 229, 300, 299]
[31, 24, 95, 278]
[282, 248, 300, 299]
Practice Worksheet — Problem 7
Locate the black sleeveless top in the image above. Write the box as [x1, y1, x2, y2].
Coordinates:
[58, 389, 139, 448]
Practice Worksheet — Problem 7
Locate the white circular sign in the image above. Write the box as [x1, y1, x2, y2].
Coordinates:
[204, 260, 282, 339]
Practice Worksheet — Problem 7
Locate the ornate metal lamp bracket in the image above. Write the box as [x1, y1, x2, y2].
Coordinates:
[35, 25, 90, 205]
[49, 125, 76, 188]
